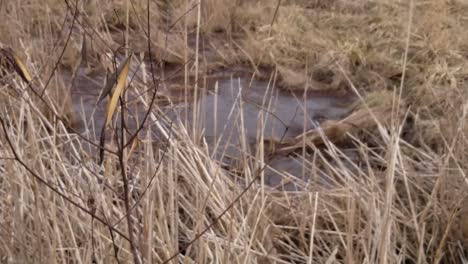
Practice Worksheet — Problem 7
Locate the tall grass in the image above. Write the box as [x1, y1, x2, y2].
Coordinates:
[1, 0, 468, 263]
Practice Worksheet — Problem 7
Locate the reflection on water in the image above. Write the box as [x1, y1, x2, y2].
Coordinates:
[67, 65, 357, 191]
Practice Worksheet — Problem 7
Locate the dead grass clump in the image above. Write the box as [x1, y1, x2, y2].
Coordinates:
[1, 0, 468, 263]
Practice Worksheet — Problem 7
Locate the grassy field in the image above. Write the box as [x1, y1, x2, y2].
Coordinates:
[1, 0, 468, 263]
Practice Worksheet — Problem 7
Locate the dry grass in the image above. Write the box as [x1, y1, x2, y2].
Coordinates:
[1, 0, 468, 263]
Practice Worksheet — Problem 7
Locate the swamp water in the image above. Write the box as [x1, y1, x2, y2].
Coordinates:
[68, 66, 357, 191]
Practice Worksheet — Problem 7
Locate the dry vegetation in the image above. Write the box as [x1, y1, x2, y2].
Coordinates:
[1, 0, 468, 263]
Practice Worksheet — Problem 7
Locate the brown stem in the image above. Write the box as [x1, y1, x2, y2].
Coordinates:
[118, 96, 142, 264]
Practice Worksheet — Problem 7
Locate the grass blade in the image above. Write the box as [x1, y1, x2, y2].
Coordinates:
[104, 54, 132, 128]
[0, 47, 32, 83]
[12, 53, 32, 83]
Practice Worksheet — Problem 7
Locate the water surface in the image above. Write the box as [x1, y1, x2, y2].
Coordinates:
[67, 65, 357, 190]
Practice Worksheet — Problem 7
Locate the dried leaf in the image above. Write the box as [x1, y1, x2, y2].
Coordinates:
[104, 54, 132, 128]
[12, 53, 32, 83]
[98, 54, 131, 104]
[0, 47, 32, 83]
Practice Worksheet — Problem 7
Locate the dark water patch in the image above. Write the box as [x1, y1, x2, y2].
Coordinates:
[66, 64, 358, 190]
[164, 76, 357, 189]
[170, 78, 354, 141]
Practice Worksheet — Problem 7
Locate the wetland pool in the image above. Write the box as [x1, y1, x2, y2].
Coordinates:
[67, 65, 358, 191]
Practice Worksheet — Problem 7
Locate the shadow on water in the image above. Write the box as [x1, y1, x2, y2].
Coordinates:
[67, 65, 358, 191]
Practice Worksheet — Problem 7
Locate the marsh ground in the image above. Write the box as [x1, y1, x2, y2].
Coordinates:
[1, 0, 468, 263]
